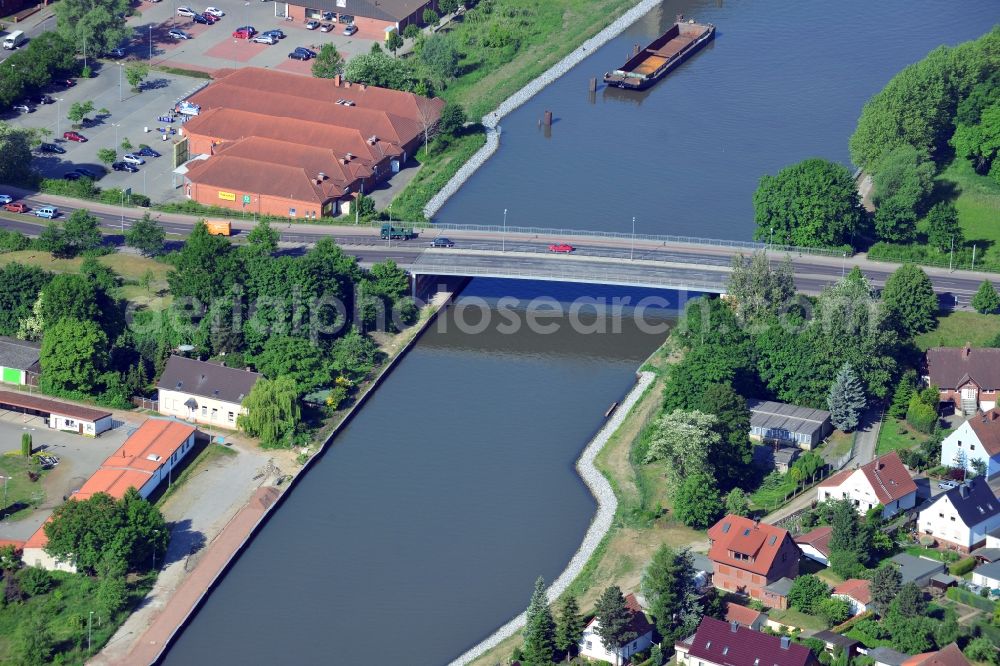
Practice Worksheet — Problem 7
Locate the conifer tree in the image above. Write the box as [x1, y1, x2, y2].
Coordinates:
[828, 363, 867, 431]
[522, 576, 556, 665]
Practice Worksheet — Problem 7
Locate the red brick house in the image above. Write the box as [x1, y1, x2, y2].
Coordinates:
[925, 344, 1000, 415]
[707, 515, 800, 607]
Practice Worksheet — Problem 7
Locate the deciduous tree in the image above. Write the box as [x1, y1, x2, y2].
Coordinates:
[124, 212, 166, 257]
[727, 252, 795, 323]
[724, 488, 750, 517]
[643, 410, 719, 486]
[55, 0, 132, 58]
[125, 62, 149, 92]
[0, 262, 49, 337]
[97, 147, 117, 165]
[438, 102, 467, 137]
[673, 472, 723, 529]
[972, 280, 1000, 314]
[39, 317, 109, 394]
[697, 383, 753, 491]
[61, 208, 103, 257]
[252, 336, 330, 396]
[881, 263, 938, 337]
[788, 574, 830, 614]
[386, 30, 404, 56]
[312, 44, 345, 78]
[238, 376, 300, 448]
[925, 201, 963, 253]
[872, 145, 935, 242]
[0, 122, 38, 188]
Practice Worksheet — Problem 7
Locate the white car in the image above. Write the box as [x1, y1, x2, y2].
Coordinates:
[176, 6, 196, 16]
[305, 20, 320, 30]
[168, 29, 191, 39]
[343, 24, 357, 36]
[251, 34, 276, 44]
[123, 153, 146, 165]
[204, 6, 224, 16]
[0, 195, 12, 204]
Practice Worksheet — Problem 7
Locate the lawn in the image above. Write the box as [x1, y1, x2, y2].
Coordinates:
[749, 471, 799, 512]
[823, 430, 855, 459]
[876, 418, 925, 456]
[915, 310, 1000, 350]
[768, 608, 829, 632]
[937, 158, 1000, 258]
[0, 453, 46, 521]
[904, 545, 960, 563]
[390, 131, 487, 221]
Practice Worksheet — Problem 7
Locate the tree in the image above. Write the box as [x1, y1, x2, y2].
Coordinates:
[555, 595, 584, 660]
[890, 581, 926, 618]
[643, 410, 719, 487]
[21, 432, 31, 457]
[0, 263, 49, 338]
[881, 263, 938, 337]
[10, 610, 54, 666]
[817, 597, 851, 626]
[60, 208, 103, 258]
[0, 122, 41, 186]
[438, 102, 467, 137]
[97, 573, 128, 615]
[924, 201, 963, 253]
[403, 23, 420, 39]
[125, 212, 166, 257]
[788, 574, 830, 614]
[420, 34, 460, 87]
[964, 637, 998, 665]
[972, 280, 1000, 314]
[650, 645, 664, 666]
[697, 383, 752, 491]
[727, 252, 795, 323]
[673, 472, 723, 529]
[367, 259, 410, 303]
[67, 100, 95, 125]
[871, 145, 935, 242]
[642, 546, 701, 642]
[312, 43, 345, 78]
[40, 273, 99, 328]
[889, 369, 918, 419]
[39, 318, 109, 394]
[594, 585, 637, 665]
[330, 327, 380, 381]
[165, 220, 236, 304]
[522, 576, 555, 665]
[870, 564, 902, 616]
[827, 363, 867, 431]
[724, 488, 750, 517]
[386, 30, 404, 56]
[43, 492, 124, 574]
[952, 102, 1000, 177]
[752, 158, 863, 248]
[120, 136, 132, 152]
[343, 50, 419, 92]
[98, 147, 118, 165]
[124, 61, 149, 92]
[422, 8, 439, 24]
[438, 0, 459, 13]
[55, 0, 132, 57]
[253, 336, 331, 395]
[238, 377, 300, 448]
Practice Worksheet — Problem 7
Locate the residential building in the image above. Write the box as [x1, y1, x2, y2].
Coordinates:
[971, 544, 1000, 563]
[675, 617, 817, 666]
[988, 525, 1000, 549]
[832, 578, 871, 615]
[901, 643, 972, 666]
[747, 399, 833, 450]
[0, 390, 113, 435]
[816, 451, 917, 519]
[794, 526, 833, 565]
[889, 553, 946, 587]
[926, 344, 1000, 415]
[811, 630, 861, 659]
[971, 561, 1000, 589]
[0, 336, 40, 386]
[156, 355, 261, 429]
[868, 647, 913, 666]
[279, 0, 439, 35]
[917, 478, 1000, 552]
[707, 515, 800, 605]
[725, 602, 766, 631]
[578, 593, 653, 664]
[939, 409, 1000, 478]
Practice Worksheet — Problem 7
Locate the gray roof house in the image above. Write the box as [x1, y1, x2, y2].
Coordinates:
[156, 355, 262, 430]
[866, 647, 911, 666]
[971, 560, 1000, 588]
[747, 399, 833, 450]
[0, 336, 41, 386]
[889, 553, 946, 587]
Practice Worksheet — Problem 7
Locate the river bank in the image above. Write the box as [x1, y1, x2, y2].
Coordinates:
[92, 287, 462, 665]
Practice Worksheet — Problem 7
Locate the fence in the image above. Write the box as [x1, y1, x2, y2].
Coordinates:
[132, 396, 159, 411]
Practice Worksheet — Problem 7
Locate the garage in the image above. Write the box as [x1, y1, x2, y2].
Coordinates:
[0, 390, 114, 436]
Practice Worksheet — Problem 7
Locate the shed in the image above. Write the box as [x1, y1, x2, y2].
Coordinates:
[0, 336, 40, 386]
[929, 573, 957, 590]
[762, 576, 795, 610]
[0, 390, 113, 436]
[867, 647, 911, 666]
[970, 546, 1000, 563]
[747, 399, 833, 450]
[889, 553, 946, 587]
[812, 630, 860, 658]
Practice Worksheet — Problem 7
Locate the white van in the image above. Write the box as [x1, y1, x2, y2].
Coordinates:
[34, 206, 58, 219]
[176, 101, 200, 116]
[3, 31, 26, 50]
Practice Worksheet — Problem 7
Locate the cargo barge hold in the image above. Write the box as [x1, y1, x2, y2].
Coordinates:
[603, 19, 715, 90]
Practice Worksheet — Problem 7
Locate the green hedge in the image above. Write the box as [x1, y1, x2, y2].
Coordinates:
[39, 178, 151, 209]
[946, 586, 996, 612]
[867, 242, 1000, 274]
[949, 556, 977, 576]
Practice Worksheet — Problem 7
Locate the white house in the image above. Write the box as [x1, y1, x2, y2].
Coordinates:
[971, 561, 1000, 589]
[816, 452, 917, 519]
[157, 355, 261, 429]
[832, 579, 871, 615]
[939, 410, 1000, 479]
[918, 478, 1000, 552]
[579, 593, 654, 664]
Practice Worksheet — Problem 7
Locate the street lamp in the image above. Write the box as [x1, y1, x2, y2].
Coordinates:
[631, 215, 636, 261]
[502, 207, 507, 253]
[118, 62, 124, 102]
[0, 474, 8, 516]
[149, 25, 153, 60]
[152, 530, 160, 570]
[88, 611, 94, 653]
[55, 97, 64, 137]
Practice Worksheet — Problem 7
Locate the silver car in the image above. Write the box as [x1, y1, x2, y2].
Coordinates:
[252, 34, 276, 44]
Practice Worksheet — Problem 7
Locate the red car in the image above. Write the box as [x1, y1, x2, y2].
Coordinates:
[232, 28, 254, 39]
[63, 131, 87, 142]
[200, 12, 217, 23]
[3, 202, 28, 213]
[548, 243, 575, 253]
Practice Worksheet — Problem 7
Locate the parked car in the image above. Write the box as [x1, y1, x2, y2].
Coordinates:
[39, 142, 65, 154]
[548, 243, 576, 253]
[319, 23, 334, 32]
[204, 6, 224, 16]
[3, 202, 28, 213]
[30, 94, 54, 105]
[74, 167, 102, 179]
[106, 47, 127, 58]
[112, 161, 139, 172]
[293, 46, 316, 58]
[176, 6, 196, 16]
[235, 25, 256, 34]
[322, 10, 334, 19]
[343, 23, 357, 36]
[63, 131, 87, 142]
[938, 480, 960, 490]
[13, 104, 32, 113]
[135, 145, 161, 158]
[63, 172, 82, 181]
[252, 34, 276, 44]
[430, 237, 455, 248]
[0, 195, 12, 204]
[122, 153, 145, 165]
[305, 20, 320, 30]
[288, 50, 309, 60]
[232, 27, 255, 39]
[262, 29, 285, 39]
[34, 206, 58, 219]
[169, 29, 192, 39]
[192, 13, 210, 24]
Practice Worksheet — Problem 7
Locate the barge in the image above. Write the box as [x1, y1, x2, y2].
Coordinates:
[603, 18, 715, 90]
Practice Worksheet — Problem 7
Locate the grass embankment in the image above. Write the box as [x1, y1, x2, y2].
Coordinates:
[915, 310, 1000, 350]
[0, 453, 46, 521]
[468, 341, 707, 666]
[387, 132, 487, 221]
[0, 250, 173, 312]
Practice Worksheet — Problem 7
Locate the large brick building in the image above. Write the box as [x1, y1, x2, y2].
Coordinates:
[180, 67, 443, 218]
[707, 515, 800, 607]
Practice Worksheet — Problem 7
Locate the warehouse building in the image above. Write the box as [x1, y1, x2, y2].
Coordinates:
[280, 0, 439, 37]
[0, 389, 113, 436]
[747, 399, 833, 450]
[0, 336, 40, 386]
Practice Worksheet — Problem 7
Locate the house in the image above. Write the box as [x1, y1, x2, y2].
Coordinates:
[925, 344, 1000, 414]
[21, 518, 76, 573]
[0, 390, 113, 436]
[901, 643, 972, 666]
[794, 526, 833, 565]
[578, 593, 653, 664]
[988, 525, 1000, 549]
[747, 399, 833, 450]
[867, 647, 914, 666]
[971, 560, 1000, 589]
[970, 545, 1000, 563]
[917, 478, 1000, 552]
[889, 553, 946, 587]
[157, 355, 261, 429]
[707, 515, 800, 606]
[0, 336, 40, 386]
[724, 602, 766, 631]
[675, 617, 817, 666]
[832, 578, 871, 615]
[816, 451, 917, 519]
[939, 409, 1000, 478]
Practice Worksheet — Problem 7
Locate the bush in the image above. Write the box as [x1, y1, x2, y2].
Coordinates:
[17, 567, 53, 596]
[946, 586, 996, 612]
[0, 229, 30, 253]
[949, 556, 977, 576]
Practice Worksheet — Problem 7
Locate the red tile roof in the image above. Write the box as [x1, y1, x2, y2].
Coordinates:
[833, 579, 871, 604]
[583, 593, 654, 639]
[0, 538, 25, 551]
[794, 526, 833, 557]
[24, 518, 52, 549]
[678, 617, 815, 666]
[100, 420, 196, 475]
[968, 409, 1000, 457]
[708, 515, 795, 577]
[725, 602, 764, 627]
[902, 644, 971, 666]
[185, 155, 332, 205]
[819, 452, 917, 505]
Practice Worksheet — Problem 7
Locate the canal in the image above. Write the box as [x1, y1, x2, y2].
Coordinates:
[434, 0, 998, 238]
[161, 280, 683, 665]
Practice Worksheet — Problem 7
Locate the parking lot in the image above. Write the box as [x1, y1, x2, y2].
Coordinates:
[0, 412, 134, 541]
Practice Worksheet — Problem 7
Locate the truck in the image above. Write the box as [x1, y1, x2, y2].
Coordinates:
[380, 223, 415, 240]
[3, 31, 26, 50]
[205, 220, 231, 236]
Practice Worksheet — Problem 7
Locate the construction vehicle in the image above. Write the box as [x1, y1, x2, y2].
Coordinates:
[380, 223, 414, 240]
